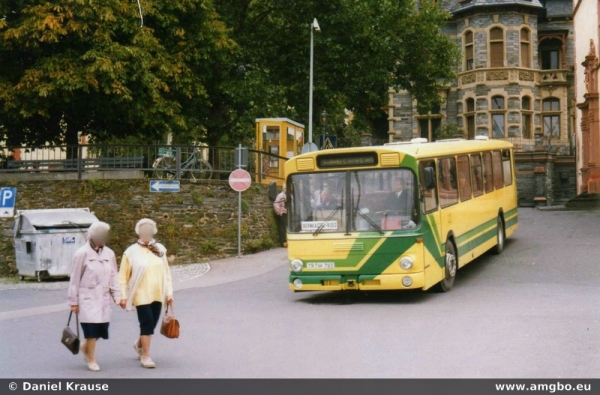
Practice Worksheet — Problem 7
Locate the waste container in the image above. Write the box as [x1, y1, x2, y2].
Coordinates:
[12, 208, 99, 281]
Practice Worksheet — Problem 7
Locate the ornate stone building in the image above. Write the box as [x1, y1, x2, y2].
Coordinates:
[573, 0, 600, 196]
[389, 0, 577, 205]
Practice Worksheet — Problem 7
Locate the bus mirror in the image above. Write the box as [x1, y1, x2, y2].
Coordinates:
[423, 167, 436, 189]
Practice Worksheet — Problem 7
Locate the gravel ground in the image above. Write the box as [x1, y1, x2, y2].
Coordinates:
[0, 262, 210, 291]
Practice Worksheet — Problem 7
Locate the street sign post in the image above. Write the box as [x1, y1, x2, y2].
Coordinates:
[301, 142, 319, 153]
[0, 187, 16, 218]
[149, 180, 180, 193]
[319, 135, 337, 150]
[229, 144, 252, 257]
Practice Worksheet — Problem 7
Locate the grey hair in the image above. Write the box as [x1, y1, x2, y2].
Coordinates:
[87, 221, 111, 241]
[135, 218, 158, 235]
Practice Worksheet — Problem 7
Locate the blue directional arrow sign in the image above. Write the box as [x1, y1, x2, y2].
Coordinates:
[0, 187, 16, 218]
[149, 180, 180, 193]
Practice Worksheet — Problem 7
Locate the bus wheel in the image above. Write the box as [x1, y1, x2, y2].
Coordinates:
[493, 216, 505, 255]
[439, 240, 457, 292]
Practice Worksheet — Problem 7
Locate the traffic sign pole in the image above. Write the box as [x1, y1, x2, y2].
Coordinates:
[228, 152, 252, 258]
[238, 144, 242, 258]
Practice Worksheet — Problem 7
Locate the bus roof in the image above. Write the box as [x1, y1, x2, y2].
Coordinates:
[292, 139, 513, 162]
[380, 139, 513, 158]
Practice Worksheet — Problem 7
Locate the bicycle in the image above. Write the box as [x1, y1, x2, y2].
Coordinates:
[153, 147, 213, 180]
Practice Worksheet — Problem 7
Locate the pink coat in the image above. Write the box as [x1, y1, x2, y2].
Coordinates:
[67, 243, 121, 323]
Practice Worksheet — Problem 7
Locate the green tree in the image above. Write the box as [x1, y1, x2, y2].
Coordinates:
[0, 0, 232, 147]
[209, 0, 459, 145]
[0, 0, 457, 148]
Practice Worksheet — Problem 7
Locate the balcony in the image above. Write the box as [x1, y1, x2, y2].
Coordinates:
[458, 68, 569, 88]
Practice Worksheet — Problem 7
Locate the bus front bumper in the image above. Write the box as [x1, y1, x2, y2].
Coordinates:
[289, 272, 425, 292]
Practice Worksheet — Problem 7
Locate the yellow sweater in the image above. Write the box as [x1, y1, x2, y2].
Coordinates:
[119, 248, 173, 307]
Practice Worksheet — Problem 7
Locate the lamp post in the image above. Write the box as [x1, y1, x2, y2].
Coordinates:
[320, 109, 328, 148]
[308, 18, 321, 152]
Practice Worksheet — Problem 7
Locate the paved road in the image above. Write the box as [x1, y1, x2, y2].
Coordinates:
[0, 208, 599, 378]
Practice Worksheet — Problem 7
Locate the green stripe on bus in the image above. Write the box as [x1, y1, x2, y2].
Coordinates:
[505, 215, 518, 229]
[455, 207, 518, 246]
[455, 217, 497, 245]
[457, 227, 497, 257]
[505, 207, 518, 218]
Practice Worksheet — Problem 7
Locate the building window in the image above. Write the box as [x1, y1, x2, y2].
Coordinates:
[465, 98, 475, 139]
[418, 104, 442, 142]
[489, 27, 504, 68]
[539, 38, 562, 70]
[491, 96, 505, 138]
[520, 28, 531, 68]
[464, 30, 474, 70]
[521, 96, 533, 138]
[542, 98, 560, 138]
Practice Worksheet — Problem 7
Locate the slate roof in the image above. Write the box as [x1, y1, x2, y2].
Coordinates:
[452, 0, 545, 14]
[543, 0, 573, 17]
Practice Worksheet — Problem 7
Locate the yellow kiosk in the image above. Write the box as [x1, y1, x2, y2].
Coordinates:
[255, 118, 305, 185]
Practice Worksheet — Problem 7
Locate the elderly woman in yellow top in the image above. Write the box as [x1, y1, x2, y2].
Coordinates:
[68, 221, 120, 372]
[119, 218, 173, 369]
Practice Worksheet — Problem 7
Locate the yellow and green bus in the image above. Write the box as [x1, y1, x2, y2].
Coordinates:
[285, 137, 518, 292]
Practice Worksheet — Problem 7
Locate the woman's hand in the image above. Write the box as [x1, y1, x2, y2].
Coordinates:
[166, 296, 173, 305]
[70, 305, 79, 314]
[119, 299, 127, 309]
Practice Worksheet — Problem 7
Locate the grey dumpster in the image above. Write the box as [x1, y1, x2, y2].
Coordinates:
[13, 208, 99, 281]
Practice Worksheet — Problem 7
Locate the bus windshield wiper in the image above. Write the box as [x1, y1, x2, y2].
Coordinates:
[355, 209, 384, 234]
[313, 207, 341, 236]
[351, 171, 383, 234]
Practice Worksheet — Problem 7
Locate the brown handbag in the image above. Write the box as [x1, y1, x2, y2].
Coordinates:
[61, 311, 80, 355]
[160, 303, 180, 339]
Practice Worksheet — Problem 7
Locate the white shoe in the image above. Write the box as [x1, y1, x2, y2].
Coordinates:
[133, 341, 142, 360]
[87, 362, 100, 372]
[141, 357, 156, 369]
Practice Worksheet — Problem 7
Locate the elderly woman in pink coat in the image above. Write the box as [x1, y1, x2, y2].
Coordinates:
[67, 221, 120, 372]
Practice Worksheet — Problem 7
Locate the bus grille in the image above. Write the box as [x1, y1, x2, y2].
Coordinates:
[333, 242, 364, 251]
[380, 153, 400, 167]
[296, 158, 315, 171]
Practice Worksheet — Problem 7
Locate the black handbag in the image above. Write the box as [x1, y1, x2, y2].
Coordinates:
[61, 311, 80, 355]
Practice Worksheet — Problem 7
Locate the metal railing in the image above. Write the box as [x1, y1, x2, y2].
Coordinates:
[0, 144, 289, 181]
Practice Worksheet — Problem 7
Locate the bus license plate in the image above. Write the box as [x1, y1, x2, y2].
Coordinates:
[307, 262, 335, 269]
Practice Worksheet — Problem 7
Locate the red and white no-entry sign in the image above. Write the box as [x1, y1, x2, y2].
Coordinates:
[228, 169, 252, 192]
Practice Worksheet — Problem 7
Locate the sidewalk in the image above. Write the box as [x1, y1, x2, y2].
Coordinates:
[175, 248, 288, 291]
[0, 248, 288, 321]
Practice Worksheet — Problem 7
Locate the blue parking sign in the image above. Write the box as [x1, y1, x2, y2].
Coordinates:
[0, 187, 16, 218]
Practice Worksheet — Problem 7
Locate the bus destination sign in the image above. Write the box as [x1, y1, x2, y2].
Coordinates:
[317, 152, 378, 168]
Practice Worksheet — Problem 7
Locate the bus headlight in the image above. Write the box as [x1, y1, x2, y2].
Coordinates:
[399, 257, 414, 270]
[293, 279, 303, 289]
[290, 259, 303, 273]
[402, 276, 413, 287]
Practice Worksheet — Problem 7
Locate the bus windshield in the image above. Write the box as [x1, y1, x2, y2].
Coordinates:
[288, 169, 418, 234]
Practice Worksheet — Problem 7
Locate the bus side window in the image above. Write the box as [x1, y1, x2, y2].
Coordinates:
[419, 161, 438, 212]
[457, 155, 472, 202]
[492, 150, 504, 189]
[471, 154, 484, 197]
[482, 151, 494, 193]
[502, 150, 513, 186]
[438, 157, 458, 208]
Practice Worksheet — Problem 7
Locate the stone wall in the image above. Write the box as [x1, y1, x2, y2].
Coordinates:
[514, 152, 576, 206]
[0, 179, 279, 276]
